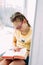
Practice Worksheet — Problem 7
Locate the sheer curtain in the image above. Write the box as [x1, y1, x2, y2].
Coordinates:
[0, 0, 25, 27]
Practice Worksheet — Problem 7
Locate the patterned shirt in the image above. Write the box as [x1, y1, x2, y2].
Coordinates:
[13, 28, 32, 51]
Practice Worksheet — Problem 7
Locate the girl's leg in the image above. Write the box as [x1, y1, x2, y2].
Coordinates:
[24, 56, 29, 65]
[0, 59, 12, 65]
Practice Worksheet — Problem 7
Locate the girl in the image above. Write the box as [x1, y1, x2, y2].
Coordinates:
[0, 12, 32, 65]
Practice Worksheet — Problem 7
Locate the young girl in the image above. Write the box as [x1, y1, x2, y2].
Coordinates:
[0, 12, 32, 65]
[10, 12, 32, 65]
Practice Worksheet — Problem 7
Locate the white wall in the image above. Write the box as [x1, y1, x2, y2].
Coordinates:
[30, 0, 43, 65]
[26, 0, 36, 29]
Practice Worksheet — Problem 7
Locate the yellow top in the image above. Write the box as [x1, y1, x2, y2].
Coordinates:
[13, 28, 32, 51]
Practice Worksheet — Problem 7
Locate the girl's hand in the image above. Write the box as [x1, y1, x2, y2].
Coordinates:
[14, 47, 21, 52]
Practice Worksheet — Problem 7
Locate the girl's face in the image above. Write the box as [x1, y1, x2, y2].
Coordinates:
[13, 19, 23, 29]
[13, 19, 29, 34]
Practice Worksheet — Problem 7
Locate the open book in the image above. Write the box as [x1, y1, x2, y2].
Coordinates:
[2, 48, 27, 60]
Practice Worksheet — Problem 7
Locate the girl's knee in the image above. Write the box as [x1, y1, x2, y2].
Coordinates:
[9, 60, 26, 65]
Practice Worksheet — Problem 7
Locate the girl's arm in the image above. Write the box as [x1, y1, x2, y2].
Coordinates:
[13, 36, 17, 46]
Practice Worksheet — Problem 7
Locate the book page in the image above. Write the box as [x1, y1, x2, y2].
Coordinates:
[2, 48, 27, 59]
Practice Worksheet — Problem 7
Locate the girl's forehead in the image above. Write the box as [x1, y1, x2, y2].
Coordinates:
[16, 18, 21, 22]
[13, 21, 21, 25]
[14, 20, 22, 23]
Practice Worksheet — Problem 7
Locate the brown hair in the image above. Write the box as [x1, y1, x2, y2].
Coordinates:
[10, 12, 31, 27]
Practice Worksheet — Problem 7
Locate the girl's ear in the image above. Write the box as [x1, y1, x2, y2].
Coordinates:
[23, 19, 26, 23]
